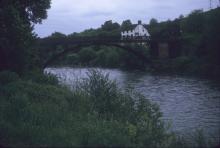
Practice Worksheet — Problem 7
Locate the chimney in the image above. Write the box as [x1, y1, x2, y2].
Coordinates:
[138, 20, 142, 25]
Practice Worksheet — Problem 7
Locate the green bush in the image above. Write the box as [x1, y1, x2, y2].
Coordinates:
[68, 69, 171, 147]
[78, 47, 97, 65]
[0, 71, 20, 85]
[0, 81, 72, 146]
[0, 70, 170, 147]
[0, 70, 215, 147]
[22, 70, 59, 85]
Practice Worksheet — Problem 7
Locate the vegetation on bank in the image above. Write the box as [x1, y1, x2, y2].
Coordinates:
[0, 70, 216, 147]
[0, 70, 167, 147]
[44, 45, 149, 70]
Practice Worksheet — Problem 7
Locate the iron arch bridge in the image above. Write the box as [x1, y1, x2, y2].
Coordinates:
[42, 37, 152, 68]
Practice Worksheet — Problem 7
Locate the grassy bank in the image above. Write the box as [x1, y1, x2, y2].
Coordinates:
[0, 70, 218, 147]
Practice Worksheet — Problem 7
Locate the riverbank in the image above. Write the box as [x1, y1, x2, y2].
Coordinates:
[1, 70, 219, 147]
[0, 70, 169, 147]
[45, 67, 220, 142]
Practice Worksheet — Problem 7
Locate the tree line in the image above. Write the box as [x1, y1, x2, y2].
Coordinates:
[1, 1, 219, 77]
[37, 8, 220, 79]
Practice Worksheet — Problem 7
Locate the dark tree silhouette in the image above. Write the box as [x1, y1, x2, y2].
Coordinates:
[0, 0, 51, 73]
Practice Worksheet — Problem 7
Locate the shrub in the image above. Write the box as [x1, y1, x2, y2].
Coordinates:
[77, 69, 171, 147]
[23, 70, 59, 85]
[0, 71, 20, 85]
[78, 47, 97, 65]
[0, 69, 214, 147]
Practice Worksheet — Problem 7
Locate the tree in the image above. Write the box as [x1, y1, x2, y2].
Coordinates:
[50, 32, 66, 38]
[78, 47, 97, 65]
[182, 9, 204, 33]
[179, 15, 184, 19]
[100, 20, 120, 38]
[101, 20, 120, 31]
[149, 18, 158, 26]
[0, 0, 51, 73]
[121, 20, 133, 31]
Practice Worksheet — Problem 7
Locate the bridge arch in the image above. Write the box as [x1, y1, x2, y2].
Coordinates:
[43, 42, 151, 68]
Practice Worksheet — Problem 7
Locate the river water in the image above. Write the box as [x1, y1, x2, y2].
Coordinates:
[45, 67, 220, 143]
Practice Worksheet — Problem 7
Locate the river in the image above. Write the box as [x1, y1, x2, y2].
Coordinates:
[45, 67, 220, 143]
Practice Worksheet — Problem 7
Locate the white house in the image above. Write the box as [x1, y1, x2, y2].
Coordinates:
[121, 21, 150, 40]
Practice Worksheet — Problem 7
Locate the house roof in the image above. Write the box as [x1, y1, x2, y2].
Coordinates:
[121, 24, 148, 32]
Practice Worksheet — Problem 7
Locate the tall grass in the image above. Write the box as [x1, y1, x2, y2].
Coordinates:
[0, 70, 217, 147]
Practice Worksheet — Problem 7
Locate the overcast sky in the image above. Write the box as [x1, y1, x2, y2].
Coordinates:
[34, 0, 219, 37]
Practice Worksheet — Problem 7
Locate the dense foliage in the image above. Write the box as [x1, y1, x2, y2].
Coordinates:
[0, 70, 214, 147]
[45, 45, 149, 70]
[0, 70, 169, 147]
[0, 0, 51, 73]
[148, 8, 220, 79]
